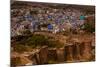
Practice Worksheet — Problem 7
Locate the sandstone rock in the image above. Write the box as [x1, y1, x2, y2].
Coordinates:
[39, 46, 48, 64]
[48, 48, 57, 61]
[64, 43, 74, 62]
[80, 41, 92, 61]
[73, 42, 81, 61]
[57, 48, 65, 62]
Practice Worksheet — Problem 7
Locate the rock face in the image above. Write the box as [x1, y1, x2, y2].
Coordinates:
[64, 44, 74, 62]
[57, 48, 65, 62]
[11, 40, 94, 66]
[80, 41, 92, 61]
[48, 48, 57, 61]
[39, 46, 48, 64]
[63, 40, 93, 62]
[11, 56, 33, 66]
[28, 53, 38, 65]
[73, 42, 81, 61]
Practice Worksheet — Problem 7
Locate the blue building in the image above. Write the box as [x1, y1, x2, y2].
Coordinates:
[47, 24, 53, 31]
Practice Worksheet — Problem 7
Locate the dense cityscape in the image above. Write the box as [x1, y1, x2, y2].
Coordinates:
[11, 1, 95, 66]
